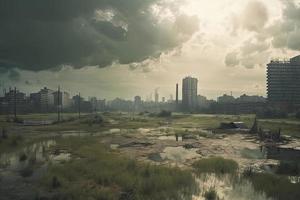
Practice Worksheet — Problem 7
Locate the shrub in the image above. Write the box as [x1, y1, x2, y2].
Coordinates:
[245, 173, 300, 200]
[257, 108, 288, 119]
[296, 111, 300, 119]
[277, 161, 300, 176]
[2, 128, 8, 139]
[204, 188, 218, 200]
[10, 135, 23, 146]
[157, 110, 172, 117]
[19, 153, 28, 162]
[20, 166, 34, 177]
[52, 176, 61, 189]
[192, 157, 238, 175]
[43, 138, 198, 200]
[13, 117, 24, 123]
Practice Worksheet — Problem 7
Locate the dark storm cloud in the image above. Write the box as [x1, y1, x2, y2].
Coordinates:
[8, 69, 20, 81]
[0, 0, 199, 73]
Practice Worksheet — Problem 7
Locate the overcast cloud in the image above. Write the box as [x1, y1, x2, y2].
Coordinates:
[0, 0, 299, 100]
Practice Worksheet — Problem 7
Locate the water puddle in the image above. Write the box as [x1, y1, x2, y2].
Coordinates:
[160, 146, 200, 162]
[148, 153, 164, 162]
[263, 146, 300, 161]
[110, 144, 120, 150]
[158, 135, 183, 141]
[241, 145, 300, 162]
[0, 140, 70, 175]
[241, 148, 266, 159]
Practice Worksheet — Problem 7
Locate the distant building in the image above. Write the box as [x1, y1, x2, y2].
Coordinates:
[53, 91, 71, 108]
[97, 99, 106, 111]
[182, 77, 198, 110]
[197, 95, 212, 109]
[2, 88, 26, 114]
[267, 55, 300, 109]
[88, 97, 106, 111]
[39, 87, 55, 112]
[72, 95, 84, 107]
[109, 98, 132, 111]
[236, 94, 266, 103]
[213, 94, 266, 114]
[155, 89, 159, 103]
[134, 96, 142, 106]
[89, 97, 98, 112]
[217, 94, 235, 103]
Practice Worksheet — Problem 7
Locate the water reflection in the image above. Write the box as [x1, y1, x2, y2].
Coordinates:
[262, 146, 300, 161]
[241, 145, 300, 162]
[158, 135, 183, 141]
[160, 146, 200, 162]
[0, 140, 70, 175]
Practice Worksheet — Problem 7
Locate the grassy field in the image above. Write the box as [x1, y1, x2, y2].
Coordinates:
[171, 114, 300, 137]
[192, 157, 238, 175]
[40, 137, 198, 200]
[244, 172, 300, 200]
[1, 112, 300, 137]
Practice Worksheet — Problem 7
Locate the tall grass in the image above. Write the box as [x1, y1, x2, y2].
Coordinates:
[244, 173, 300, 200]
[192, 157, 238, 175]
[41, 137, 198, 200]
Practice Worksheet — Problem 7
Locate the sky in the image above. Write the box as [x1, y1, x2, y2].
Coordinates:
[0, 0, 299, 100]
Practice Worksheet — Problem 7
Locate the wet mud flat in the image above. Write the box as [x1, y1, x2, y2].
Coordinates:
[101, 127, 300, 173]
[1, 123, 300, 200]
[0, 140, 71, 200]
[101, 128, 300, 200]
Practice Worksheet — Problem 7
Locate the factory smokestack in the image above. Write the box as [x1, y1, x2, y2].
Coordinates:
[176, 83, 179, 104]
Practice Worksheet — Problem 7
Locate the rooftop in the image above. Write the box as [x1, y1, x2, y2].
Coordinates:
[269, 55, 300, 65]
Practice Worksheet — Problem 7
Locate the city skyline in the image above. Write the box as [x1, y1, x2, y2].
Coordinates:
[1, 0, 300, 100]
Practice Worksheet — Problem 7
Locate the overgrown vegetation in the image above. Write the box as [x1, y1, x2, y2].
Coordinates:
[157, 110, 172, 117]
[192, 157, 238, 175]
[257, 108, 288, 119]
[244, 172, 300, 200]
[277, 161, 300, 176]
[296, 111, 300, 119]
[41, 137, 198, 200]
[204, 188, 218, 200]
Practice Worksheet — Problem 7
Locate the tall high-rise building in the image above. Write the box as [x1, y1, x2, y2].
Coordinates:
[267, 55, 300, 108]
[182, 76, 198, 109]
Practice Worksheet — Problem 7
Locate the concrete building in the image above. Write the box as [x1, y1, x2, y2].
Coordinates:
[267, 55, 300, 109]
[2, 88, 26, 114]
[217, 94, 235, 103]
[236, 94, 266, 103]
[197, 95, 213, 109]
[134, 96, 142, 111]
[53, 91, 71, 108]
[182, 76, 198, 110]
[39, 87, 55, 112]
[134, 96, 142, 106]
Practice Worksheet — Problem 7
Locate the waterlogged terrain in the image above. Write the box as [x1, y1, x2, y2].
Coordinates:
[1, 113, 300, 200]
